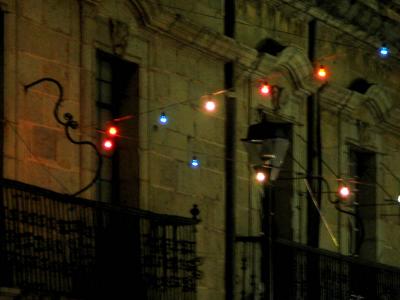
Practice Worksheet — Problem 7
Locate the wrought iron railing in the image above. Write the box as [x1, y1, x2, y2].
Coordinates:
[0, 178, 200, 299]
[236, 237, 400, 299]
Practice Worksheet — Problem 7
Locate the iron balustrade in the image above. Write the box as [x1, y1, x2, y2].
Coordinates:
[236, 237, 400, 299]
[0, 178, 200, 299]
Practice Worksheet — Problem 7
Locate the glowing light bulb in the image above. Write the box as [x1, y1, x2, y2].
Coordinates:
[107, 126, 118, 136]
[397, 195, 400, 203]
[259, 83, 270, 96]
[338, 186, 350, 199]
[379, 45, 389, 57]
[103, 139, 114, 151]
[159, 112, 168, 125]
[205, 100, 216, 112]
[256, 171, 266, 183]
[190, 156, 200, 169]
[317, 65, 327, 79]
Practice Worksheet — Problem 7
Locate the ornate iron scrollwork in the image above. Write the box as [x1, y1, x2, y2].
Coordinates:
[24, 77, 102, 197]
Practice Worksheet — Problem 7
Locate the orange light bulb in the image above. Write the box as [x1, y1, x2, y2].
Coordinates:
[317, 65, 327, 79]
[108, 126, 118, 136]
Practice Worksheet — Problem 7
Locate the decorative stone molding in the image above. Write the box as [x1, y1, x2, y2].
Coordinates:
[81, 0, 101, 18]
[279, 0, 388, 50]
[318, 85, 354, 114]
[0, 1, 9, 12]
[317, 83, 400, 136]
[128, 0, 257, 65]
[364, 85, 393, 121]
[275, 46, 313, 91]
[356, 119, 372, 146]
[109, 18, 130, 56]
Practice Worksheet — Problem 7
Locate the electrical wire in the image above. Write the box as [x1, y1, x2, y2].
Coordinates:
[304, 178, 339, 248]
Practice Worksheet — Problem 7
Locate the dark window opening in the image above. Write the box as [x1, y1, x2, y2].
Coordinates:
[348, 78, 373, 94]
[349, 146, 376, 260]
[96, 51, 139, 207]
[256, 38, 286, 56]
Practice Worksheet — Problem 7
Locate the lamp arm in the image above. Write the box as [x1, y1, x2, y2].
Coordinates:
[25, 78, 102, 197]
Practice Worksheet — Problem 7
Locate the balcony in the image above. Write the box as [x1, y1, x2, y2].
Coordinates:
[236, 237, 400, 299]
[0, 179, 200, 299]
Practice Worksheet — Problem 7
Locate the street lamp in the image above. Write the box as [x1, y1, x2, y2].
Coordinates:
[241, 118, 291, 300]
[241, 119, 291, 183]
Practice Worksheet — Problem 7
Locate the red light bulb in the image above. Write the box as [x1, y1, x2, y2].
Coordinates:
[103, 139, 114, 151]
[259, 83, 271, 96]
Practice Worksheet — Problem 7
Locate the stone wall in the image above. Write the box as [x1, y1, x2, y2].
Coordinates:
[3, 0, 400, 299]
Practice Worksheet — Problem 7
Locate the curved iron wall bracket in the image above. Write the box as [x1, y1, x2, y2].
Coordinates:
[24, 77, 102, 197]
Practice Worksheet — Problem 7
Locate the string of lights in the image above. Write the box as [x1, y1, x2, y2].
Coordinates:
[23, 63, 397, 187]
[6, 114, 256, 171]
[21, 2, 400, 185]
[25, 62, 327, 174]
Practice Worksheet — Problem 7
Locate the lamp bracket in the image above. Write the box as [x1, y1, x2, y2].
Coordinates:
[24, 77, 102, 197]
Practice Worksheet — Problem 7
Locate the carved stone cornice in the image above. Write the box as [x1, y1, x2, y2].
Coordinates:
[129, 0, 257, 67]
[318, 84, 400, 136]
[278, 0, 399, 53]
[81, 0, 101, 18]
[318, 85, 354, 114]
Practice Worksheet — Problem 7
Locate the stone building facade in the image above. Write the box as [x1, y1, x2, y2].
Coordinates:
[1, 0, 400, 299]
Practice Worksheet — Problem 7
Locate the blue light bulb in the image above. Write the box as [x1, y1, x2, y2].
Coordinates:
[190, 156, 200, 169]
[159, 112, 168, 125]
[379, 45, 389, 57]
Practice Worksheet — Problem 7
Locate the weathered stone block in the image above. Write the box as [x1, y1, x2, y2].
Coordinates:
[18, 53, 43, 84]
[32, 125, 57, 160]
[19, 0, 43, 23]
[43, 0, 72, 35]
[19, 18, 69, 64]
[199, 169, 223, 201]
[150, 153, 178, 189]
[152, 71, 171, 100]
[152, 37, 177, 71]
[56, 132, 79, 170]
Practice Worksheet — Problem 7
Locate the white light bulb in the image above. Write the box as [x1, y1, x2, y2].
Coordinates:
[205, 100, 216, 112]
[256, 171, 266, 183]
